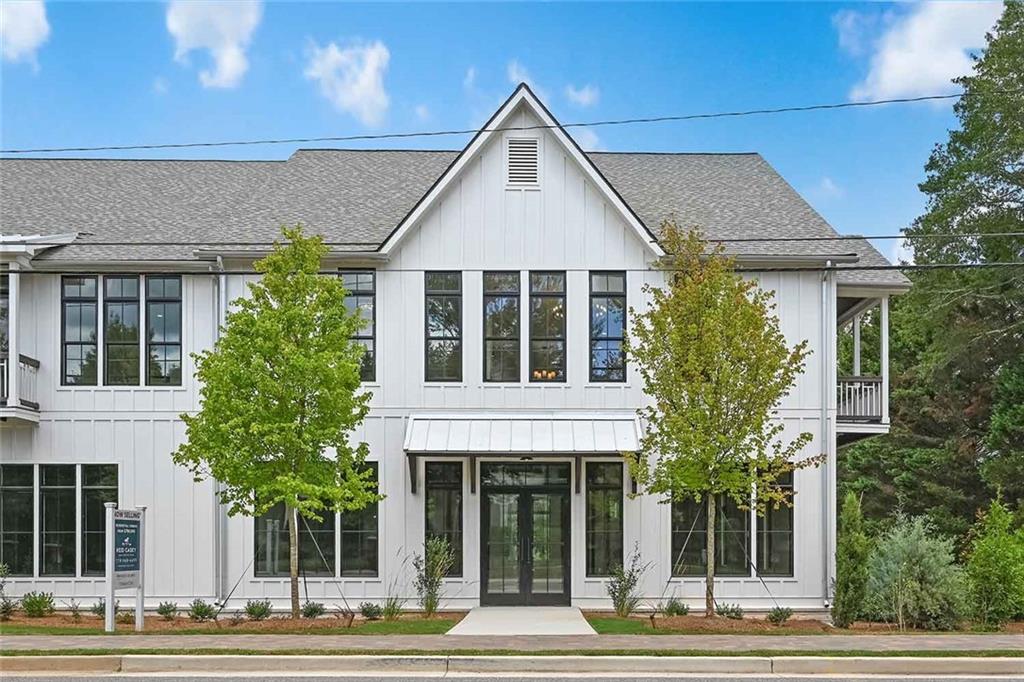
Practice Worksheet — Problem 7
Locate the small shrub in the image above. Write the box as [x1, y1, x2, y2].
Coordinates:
[116, 610, 134, 625]
[186, 598, 217, 622]
[301, 600, 326, 619]
[382, 594, 405, 621]
[244, 598, 273, 621]
[228, 610, 245, 626]
[359, 601, 383, 620]
[659, 596, 689, 617]
[767, 606, 793, 625]
[863, 515, 968, 631]
[413, 536, 455, 617]
[715, 603, 744, 619]
[21, 591, 56, 618]
[966, 500, 1024, 627]
[607, 543, 650, 618]
[156, 601, 178, 621]
[62, 599, 83, 622]
[832, 492, 870, 628]
[0, 595, 17, 621]
[91, 598, 119, 618]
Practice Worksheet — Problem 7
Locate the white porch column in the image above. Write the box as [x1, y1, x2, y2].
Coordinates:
[852, 314, 861, 376]
[880, 296, 890, 424]
[7, 263, 20, 406]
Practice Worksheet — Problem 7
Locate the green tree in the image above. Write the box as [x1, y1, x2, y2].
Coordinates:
[172, 226, 378, 618]
[832, 492, 870, 628]
[840, 2, 1023, 537]
[966, 499, 1024, 626]
[626, 224, 823, 616]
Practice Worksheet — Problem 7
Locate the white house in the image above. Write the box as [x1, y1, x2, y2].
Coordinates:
[0, 85, 907, 612]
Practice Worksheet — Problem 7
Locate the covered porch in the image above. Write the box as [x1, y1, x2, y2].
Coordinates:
[836, 293, 891, 445]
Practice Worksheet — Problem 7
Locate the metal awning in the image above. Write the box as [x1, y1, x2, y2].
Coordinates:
[403, 412, 641, 493]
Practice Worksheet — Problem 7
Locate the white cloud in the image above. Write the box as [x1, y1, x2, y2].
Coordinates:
[840, 2, 1002, 101]
[506, 59, 547, 100]
[890, 238, 916, 265]
[414, 104, 430, 121]
[152, 77, 169, 95]
[572, 128, 602, 152]
[565, 83, 599, 107]
[304, 40, 390, 126]
[463, 66, 476, 90]
[832, 9, 879, 57]
[166, 0, 262, 89]
[815, 176, 844, 200]
[0, 0, 50, 68]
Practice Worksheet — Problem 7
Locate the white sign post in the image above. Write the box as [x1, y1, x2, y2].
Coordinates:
[104, 504, 147, 633]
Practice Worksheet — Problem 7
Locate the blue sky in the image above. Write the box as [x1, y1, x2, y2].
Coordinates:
[0, 1, 1005, 261]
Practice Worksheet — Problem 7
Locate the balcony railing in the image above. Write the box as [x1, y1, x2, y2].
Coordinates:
[0, 352, 40, 411]
[837, 376, 882, 422]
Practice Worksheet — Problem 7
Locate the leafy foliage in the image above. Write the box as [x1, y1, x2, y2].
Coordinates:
[864, 516, 968, 630]
[606, 544, 650, 618]
[156, 602, 178, 621]
[659, 596, 688, 617]
[63, 599, 82, 622]
[244, 599, 273, 621]
[301, 601, 326, 619]
[413, 536, 455, 617]
[20, 592, 55, 618]
[767, 606, 793, 625]
[91, 599, 118, 618]
[186, 599, 217, 622]
[832, 492, 871, 628]
[966, 500, 1024, 626]
[0, 563, 16, 621]
[172, 226, 377, 617]
[715, 603, 744, 620]
[359, 601, 383, 620]
[626, 224, 821, 614]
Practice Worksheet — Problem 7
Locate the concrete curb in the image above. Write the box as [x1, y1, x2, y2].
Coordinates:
[2, 654, 1023, 675]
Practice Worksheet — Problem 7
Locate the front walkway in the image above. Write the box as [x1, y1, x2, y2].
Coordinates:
[447, 607, 596, 635]
[2, 632, 1022, 652]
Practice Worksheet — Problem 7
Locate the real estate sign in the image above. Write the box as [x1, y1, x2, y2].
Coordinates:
[113, 509, 142, 589]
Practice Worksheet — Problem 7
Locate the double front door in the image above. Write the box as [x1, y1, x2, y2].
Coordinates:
[480, 462, 571, 606]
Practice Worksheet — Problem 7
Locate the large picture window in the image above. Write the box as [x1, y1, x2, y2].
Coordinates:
[82, 464, 118, 576]
[483, 272, 520, 382]
[62, 275, 99, 385]
[104, 276, 140, 385]
[254, 503, 335, 577]
[585, 462, 623, 577]
[589, 272, 626, 382]
[40, 465, 76, 576]
[425, 272, 462, 381]
[146, 276, 182, 386]
[0, 464, 33, 576]
[341, 271, 376, 382]
[340, 463, 379, 576]
[757, 473, 794, 577]
[670, 495, 750, 577]
[425, 462, 463, 576]
[529, 272, 566, 382]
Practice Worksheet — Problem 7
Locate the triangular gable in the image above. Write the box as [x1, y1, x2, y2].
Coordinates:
[378, 83, 665, 256]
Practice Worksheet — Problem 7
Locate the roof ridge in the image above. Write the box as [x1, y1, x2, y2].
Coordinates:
[0, 157, 284, 164]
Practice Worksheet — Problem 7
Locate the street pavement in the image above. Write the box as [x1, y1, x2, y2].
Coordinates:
[4, 674, 1023, 681]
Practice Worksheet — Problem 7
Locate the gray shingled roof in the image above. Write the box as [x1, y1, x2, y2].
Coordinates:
[0, 149, 908, 287]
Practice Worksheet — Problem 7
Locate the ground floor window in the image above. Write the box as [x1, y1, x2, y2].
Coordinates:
[670, 495, 750, 577]
[254, 503, 336, 577]
[0, 463, 118, 577]
[585, 461, 623, 577]
[756, 473, 794, 577]
[425, 461, 463, 577]
[340, 463, 379, 576]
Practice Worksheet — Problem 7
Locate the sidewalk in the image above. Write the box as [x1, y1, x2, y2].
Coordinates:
[3, 632, 1023, 653]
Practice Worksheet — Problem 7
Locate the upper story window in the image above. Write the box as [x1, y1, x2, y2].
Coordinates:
[104, 276, 140, 385]
[425, 272, 462, 382]
[341, 271, 376, 382]
[146, 276, 182, 386]
[590, 272, 626, 382]
[529, 272, 565, 382]
[62, 276, 99, 385]
[0, 272, 9, 354]
[483, 272, 520, 382]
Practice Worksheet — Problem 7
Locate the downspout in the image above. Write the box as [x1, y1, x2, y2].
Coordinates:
[213, 256, 229, 601]
[821, 260, 833, 605]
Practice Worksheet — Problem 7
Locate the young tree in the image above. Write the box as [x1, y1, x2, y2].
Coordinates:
[832, 492, 870, 628]
[626, 225, 823, 616]
[172, 226, 378, 618]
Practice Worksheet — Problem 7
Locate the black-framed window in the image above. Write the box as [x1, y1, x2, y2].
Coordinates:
[425, 272, 462, 381]
[341, 271, 376, 382]
[483, 272, 520, 382]
[585, 462, 624, 577]
[529, 272, 565, 382]
[425, 461, 463, 576]
[590, 272, 626, 382]
[671, 495, 750, 577]
[340, 462, 379, 576]
[81, 464, 118, 576]
[40, 465, 76, 576]
[0, 272, 9, 354]
[254, 502, 336, 577]
[146, 276, 182, 386]
[62, 275, 99, 385]
[757, 473, 794, 577]
[104, 276, 140, 385]
[0, 464, 33, 576]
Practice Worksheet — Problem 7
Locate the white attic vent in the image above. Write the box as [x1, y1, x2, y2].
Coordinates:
[506, 138, 540, 186]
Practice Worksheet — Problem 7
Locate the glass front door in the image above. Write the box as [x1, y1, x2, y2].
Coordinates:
[480, 463, 570, 606]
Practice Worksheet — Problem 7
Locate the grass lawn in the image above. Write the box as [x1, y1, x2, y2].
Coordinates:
[0, 617, 456, 636]
[586, 614, 831, 635]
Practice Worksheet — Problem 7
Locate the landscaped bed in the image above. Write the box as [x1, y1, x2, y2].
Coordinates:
[0, 611, 463, 636]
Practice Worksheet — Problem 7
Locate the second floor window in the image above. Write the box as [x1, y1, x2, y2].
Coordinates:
[483, 272, 520, 382]
[62, 276, 98, 385]
[104, 276, 140, 385]
[146, 276, 182, 386]
[590, 272, 626, 382]
[425, 272, 462, 381]
[341, 271, 376, 382]
[529, 272, 566, 382]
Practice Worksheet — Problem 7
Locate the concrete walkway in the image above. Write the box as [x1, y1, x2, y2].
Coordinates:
[2, 632, 1022, 652]
[447, 607, 596, 635]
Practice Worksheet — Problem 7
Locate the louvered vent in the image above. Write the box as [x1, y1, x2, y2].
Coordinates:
[507, 138, 540, 186]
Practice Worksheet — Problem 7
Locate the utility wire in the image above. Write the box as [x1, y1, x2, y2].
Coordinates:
[1, 91, 1009, 155]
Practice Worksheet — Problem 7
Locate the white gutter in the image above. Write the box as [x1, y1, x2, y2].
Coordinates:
[212, 255, 229, 602]
[821, 259, 836, 604]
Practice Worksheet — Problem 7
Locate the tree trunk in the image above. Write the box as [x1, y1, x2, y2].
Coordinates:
[705, 493, 716, 617]
[287, 505, 300, 619]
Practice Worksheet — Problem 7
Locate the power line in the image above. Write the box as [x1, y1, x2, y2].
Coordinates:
[0, 91, 1004, 155]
